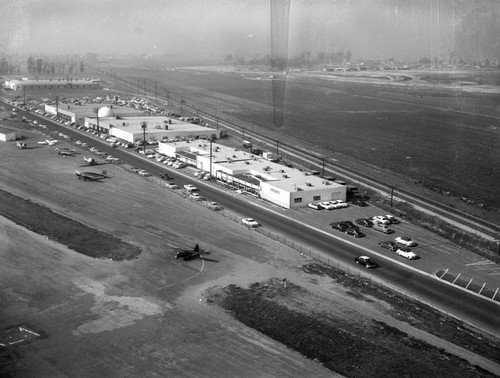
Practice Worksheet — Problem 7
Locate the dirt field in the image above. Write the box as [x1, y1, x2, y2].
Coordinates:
[1, 119, 499, 377]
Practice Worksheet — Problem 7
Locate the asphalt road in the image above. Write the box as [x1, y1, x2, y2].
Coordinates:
[13, 105, 500, 335]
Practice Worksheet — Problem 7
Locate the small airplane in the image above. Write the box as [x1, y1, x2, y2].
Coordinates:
[16, 141, 27, 149]
[174, 243, 203, 261]
[83, 156, 97, 165]
[75, 170, 107, 181]
[37, 139, 58, 146]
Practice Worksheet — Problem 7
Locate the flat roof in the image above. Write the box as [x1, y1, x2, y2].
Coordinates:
[7, 78, 97, 85]
[54, 104, 143, 117]
[0, 126, 17, 134]
[99, 116, 215, 134]
[167, 140, 343, 193]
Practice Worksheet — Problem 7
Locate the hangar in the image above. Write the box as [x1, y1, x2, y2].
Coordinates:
[158, 140, 346, 209]
[0, 127, 17, 141]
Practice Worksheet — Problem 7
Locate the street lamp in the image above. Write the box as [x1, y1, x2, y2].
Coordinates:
[141, 121, 148, 153]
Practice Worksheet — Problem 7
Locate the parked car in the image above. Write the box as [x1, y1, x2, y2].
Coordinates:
[160, 173, 173, 180]
[165, 182, 179, 189]
[352, 199, 368, 207]
[330, 200, 348, 209]
[395, 236, 417, 247]
[395, 247, 419, 260]
[242, 218, 259, 228]
[330, 222, 349, 232]
[372, 223, 395, 234]
[355, 218, 373, 228]
[371, 215, 391, 225]
[307, 202, 323, 210]
[183, 184, 198, 192]
[339, 221, 358, 230]
[207, 202, 222, 210]
[345, 228, 365, 238]
[378, 241, 398, 252]
[385, 215, 399, 224]
[189, 193, 203, 201]
[319, 201, 336, 210]
[354, 256, 378, 268]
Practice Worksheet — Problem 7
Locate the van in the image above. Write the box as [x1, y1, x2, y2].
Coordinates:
[373, 223, 394, 234]
[242, 140, 252, 148]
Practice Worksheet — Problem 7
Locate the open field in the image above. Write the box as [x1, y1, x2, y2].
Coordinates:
[1, 122, 499, 376]
[100, 64, 500, 217]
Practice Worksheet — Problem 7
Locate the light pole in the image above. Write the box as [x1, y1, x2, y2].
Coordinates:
[93, 107, 100, 132]
[141, 121, 148, 153]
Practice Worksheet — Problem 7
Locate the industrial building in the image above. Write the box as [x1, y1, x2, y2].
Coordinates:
[158, 140, 346, 209]
[4, 78, 100, 91]
[84, 110, 220, 143]
[44, 104, 143, 124]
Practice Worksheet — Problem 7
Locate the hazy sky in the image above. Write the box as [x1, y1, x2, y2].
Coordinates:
[1, 0, 499, 61]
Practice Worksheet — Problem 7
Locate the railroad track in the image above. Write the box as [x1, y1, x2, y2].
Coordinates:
[97, 68, 500, 240]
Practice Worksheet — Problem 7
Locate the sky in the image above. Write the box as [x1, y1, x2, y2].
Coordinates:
[1, 0, 499, 62]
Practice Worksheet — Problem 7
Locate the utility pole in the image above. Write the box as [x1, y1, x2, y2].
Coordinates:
[154, 81, 157, 101]
[141, 121, 148, 153]
[209, 139, 213, 180]
[242, 127, 245, 141]
[276, 140, 280, 158]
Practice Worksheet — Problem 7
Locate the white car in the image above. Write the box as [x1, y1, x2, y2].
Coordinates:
[371, 215, 391, 225]
[307, 202, 323, 210]
[138, 170, 152, 177]
[189, 192, 203, 201]
[318, 201, 335, 210]
[183, 184, 198, 192]
[242, 218, 259, 228]
[330, 200, 348, 209]
[395, 236, 418, 247]
[395, 247, 419, 260]
[165, 182, 179, 189]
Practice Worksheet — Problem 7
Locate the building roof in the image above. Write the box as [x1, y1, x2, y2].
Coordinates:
[97, 116, 215, 135]
[163, 140, 343, 193]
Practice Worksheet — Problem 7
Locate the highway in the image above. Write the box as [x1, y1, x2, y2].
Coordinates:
[11, 103, 500, 335]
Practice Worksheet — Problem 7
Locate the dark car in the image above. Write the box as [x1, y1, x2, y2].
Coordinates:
[352, 199, 368, 207]
[345, 228, 365, 238]
[340, 221, 359, 230]
[378, 241, 398, 251]
[330, 222, 349, 232]
[354, 256, 378, 268]
[160, 173, 173, 180]
[355, 218, 373, 228]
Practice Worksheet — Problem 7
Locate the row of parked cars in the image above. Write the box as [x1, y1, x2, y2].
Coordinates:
[308, 200, 348, 210]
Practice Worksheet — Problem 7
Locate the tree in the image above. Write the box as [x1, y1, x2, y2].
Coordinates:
[35, 58, 43, 74]
[346, 50, 352, 62]
[27, 56, 35, 74]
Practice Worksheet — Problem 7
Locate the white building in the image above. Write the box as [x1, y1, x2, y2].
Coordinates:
[158, 140, 346, 209]
[84, 112, 219, 143]
[4, 78, 99, 91]
[45, 104, 143, 124]
[0, 127, 17, 141]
